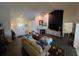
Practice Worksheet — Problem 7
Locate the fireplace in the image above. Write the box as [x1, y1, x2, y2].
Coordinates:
[40, 29, 46, 35]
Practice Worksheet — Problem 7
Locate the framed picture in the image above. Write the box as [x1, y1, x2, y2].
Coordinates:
[39, 20, 43, 26]
[43, 22, 47, 26]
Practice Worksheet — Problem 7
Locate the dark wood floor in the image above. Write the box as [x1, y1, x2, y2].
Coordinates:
[1, 34, 77, 56]
[45, 34, 77, 56]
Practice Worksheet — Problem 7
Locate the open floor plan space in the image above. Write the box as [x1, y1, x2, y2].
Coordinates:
[0, 2, 79, 56]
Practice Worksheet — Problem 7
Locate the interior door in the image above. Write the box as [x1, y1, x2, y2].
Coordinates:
[74, 24, 79, 48]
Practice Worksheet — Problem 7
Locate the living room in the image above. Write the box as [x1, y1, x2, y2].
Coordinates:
[0, 2, 79, 56]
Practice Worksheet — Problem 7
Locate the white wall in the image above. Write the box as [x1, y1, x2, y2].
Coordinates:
[10, 8, 33, 36]
[0, 6, 12, 42]
[11, 14, 32, 36]
[9, 3, 51, 36]
[34, 14, 49, 32]
[32, 20, 38, 32]
[75, 5, 79, 23]
[62, 7, 77, 37]
[63, 23, 73, 33]
[63, 7, 77, 22]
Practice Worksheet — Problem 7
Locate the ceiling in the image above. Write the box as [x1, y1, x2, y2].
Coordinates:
[50, 2, 79, 7]
[1, 2, 79, 10]
[0, 2, 79, 20]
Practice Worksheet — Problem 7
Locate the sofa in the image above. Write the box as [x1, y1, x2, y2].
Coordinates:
[21, 37, 45, 56]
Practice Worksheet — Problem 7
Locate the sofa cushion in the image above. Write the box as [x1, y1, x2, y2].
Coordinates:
[21, 37, 43, 56]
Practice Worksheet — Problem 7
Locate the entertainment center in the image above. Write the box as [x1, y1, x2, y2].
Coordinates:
[48, 10, 64, 37]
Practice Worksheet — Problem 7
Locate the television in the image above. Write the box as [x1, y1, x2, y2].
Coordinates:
[48, 10, 64, 32]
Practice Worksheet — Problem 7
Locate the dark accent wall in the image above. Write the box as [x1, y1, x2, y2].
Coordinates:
[48, 10, 64, 36]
